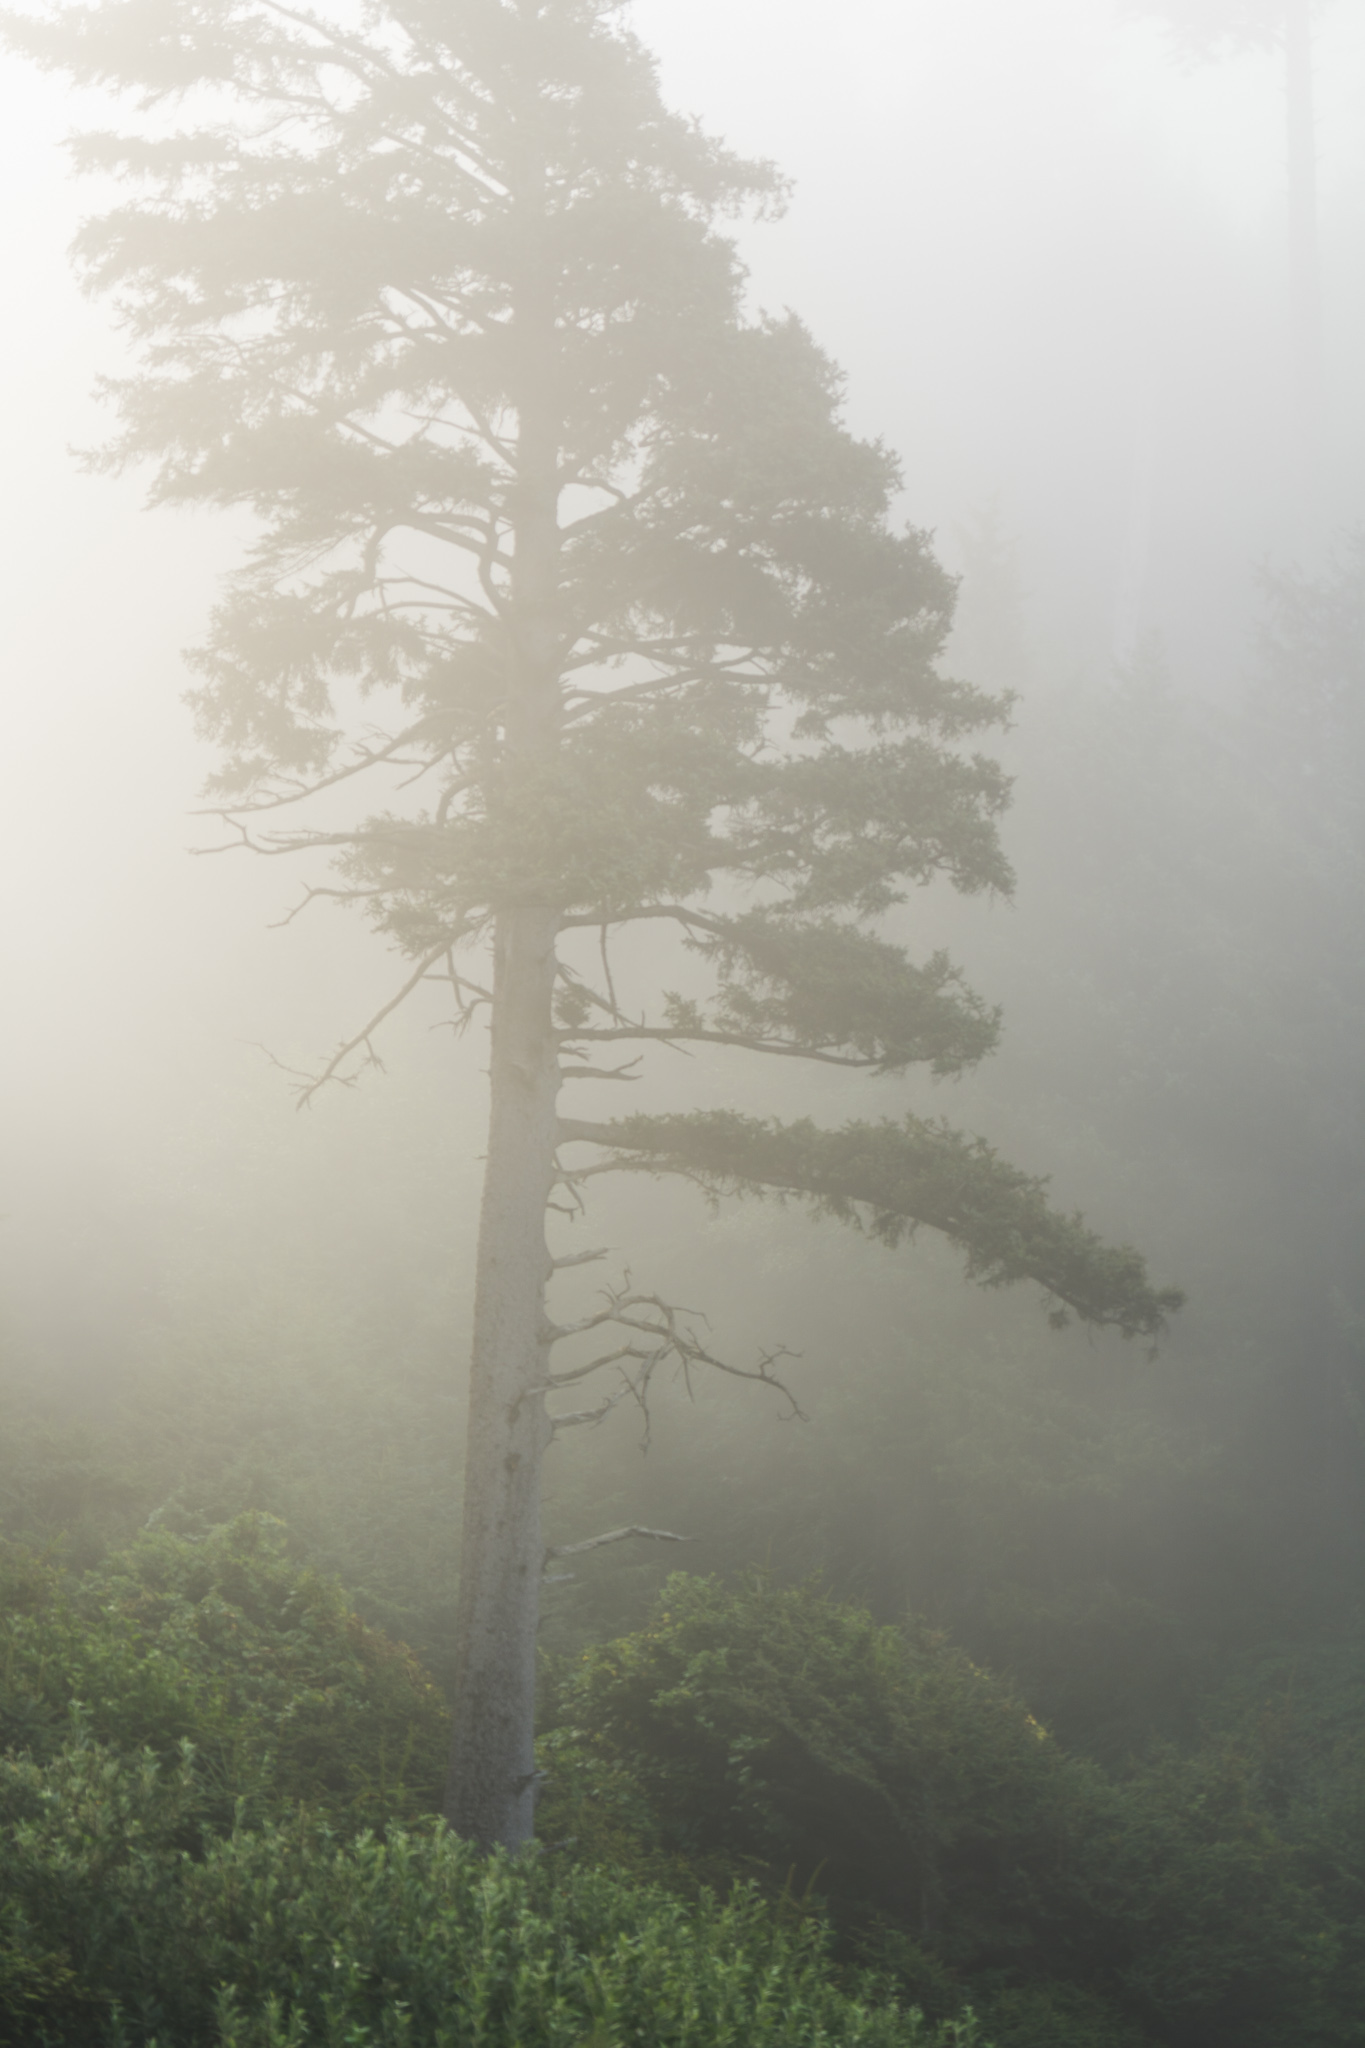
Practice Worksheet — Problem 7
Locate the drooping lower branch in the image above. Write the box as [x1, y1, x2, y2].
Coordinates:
[558, 1110, 1184, 1340]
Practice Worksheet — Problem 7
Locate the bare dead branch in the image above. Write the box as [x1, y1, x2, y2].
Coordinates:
[557, 1059, 642, 1083]
[546, 1525, 692, 1560]
[548, 1379, 637, 1433]
[192, 813, 369, 859]
[268, 883, 382, 929]
[424, 950, 493, 1037]
[295, 943, 451, 1107]
[190, 721, 442, 817]
[542, 1277, 807, 1431]
[545, 1342, 660, 1386]
[555, 961, 641, 1034]
[559, 903, 729, 935]
[241, 1041, 321, 1088]
[599, 922, 620, 1018]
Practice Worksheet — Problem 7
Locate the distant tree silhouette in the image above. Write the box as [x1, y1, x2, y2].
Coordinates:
[1126, 0, 1327, 484]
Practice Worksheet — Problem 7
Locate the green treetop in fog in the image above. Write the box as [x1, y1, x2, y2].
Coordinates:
[3, 0, 1180, 1851]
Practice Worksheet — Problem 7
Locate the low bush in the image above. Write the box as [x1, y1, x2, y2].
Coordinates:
[1, 1525, 985, 2046]
[5, 1526, 1355, 2048]
[0, 1737, 981, 2048]
[0, 1514, 447, 1830]
[539, 1574, 1354, 2048]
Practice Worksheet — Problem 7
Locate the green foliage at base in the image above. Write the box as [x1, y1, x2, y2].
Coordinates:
[539, 1573, 1060, 1931]
[0, 1524, 980, 2046]
[0, 1514, 447, 1830]
[4, 1517, 1363, 2047]
[540, 1575, 1365, 2048]
[0, 1743, 979, 2048]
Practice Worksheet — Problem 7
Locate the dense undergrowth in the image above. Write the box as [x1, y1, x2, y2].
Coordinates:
[3, 1514, 1363, 2047]
[540, 1574, 1365, 2048]
[2, 1756, 973, 2048]
[0, 1517, 979, 2048]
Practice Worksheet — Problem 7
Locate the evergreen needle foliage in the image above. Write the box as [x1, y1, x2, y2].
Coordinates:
[558, 1111, 1185, 1336]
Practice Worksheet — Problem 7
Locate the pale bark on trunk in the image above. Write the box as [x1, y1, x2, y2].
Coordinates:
[445, 183, 564, 1843]
[445, 902, 559, 1850]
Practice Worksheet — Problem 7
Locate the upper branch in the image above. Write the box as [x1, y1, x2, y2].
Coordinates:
[559, 1025, 878, 1068]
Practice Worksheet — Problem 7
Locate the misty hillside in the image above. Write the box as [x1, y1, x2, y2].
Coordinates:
[2, 2, 1365, 2046]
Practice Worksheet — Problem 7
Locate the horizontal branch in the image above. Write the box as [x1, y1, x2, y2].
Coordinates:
[557, 1112, 1185, 1341]
[559, 904, 729, 935]
[559, 1025, 877, 1067]
[548, 1380, 637, 1432]
[192, 722, 448, 817]
[557, 1060, 642, 1082]
[546, 1525, 692, 1560]
[546, 1341, 660, 1388]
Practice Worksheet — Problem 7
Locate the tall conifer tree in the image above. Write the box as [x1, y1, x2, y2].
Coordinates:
[6, 0, 1179, 1849]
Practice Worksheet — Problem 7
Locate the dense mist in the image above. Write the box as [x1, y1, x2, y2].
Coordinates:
[2, 3, 1364, 2043]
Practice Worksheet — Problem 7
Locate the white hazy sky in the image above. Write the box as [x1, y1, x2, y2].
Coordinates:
[1, 0, 1364, 1244]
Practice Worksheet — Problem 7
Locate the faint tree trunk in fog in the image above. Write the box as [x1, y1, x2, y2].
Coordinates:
[950, 505, 1030, 693]
[449, 308, 564, 1840]
[1128, 0, 1329, 516]
[452, 907, 558, 1845]
[8, 0, 1183, 1855]
[1283, 0, 1325, 479]
[1114, 378, 1159, 669]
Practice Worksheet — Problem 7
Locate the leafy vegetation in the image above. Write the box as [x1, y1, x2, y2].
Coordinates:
[1, 1745, 987, 2048]
[541, 1575, 1363, 2048]
[0, 1, 1360, 2024]
[3, 1506, 1362, 2046]
[0, 1515, 447, 1831]
[563, 1111, 1184, 1335]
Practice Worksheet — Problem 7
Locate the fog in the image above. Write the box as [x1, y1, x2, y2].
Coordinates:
[2, 0, 1364, 1759]
[6, 1, 1365, 1066]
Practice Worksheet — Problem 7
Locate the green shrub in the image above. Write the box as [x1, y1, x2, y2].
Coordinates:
[539, 1574, 1351, 2048]
[975, 1982, 1150, 2048]
[4, 1532, 1355, 2048]
[0, 1515, 447, 1830]
[0, 1737, 984, 2048]
[539, 1574, 1065, 1940]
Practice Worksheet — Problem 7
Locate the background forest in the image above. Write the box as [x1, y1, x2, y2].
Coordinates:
[3, 1, 1365, 2044]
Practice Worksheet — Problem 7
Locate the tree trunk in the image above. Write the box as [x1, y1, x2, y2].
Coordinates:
[445, 903, 559, 1850]
[444, 128, 563, 1840]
